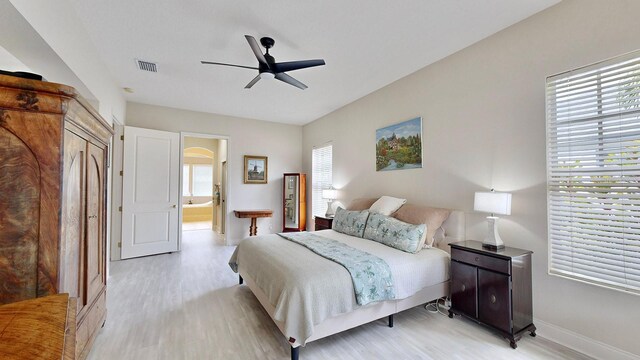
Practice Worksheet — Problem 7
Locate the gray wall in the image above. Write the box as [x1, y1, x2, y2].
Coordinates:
[302, 0, 640, 356]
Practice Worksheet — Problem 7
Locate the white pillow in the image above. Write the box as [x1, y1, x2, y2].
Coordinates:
[369, 196, 407, 216]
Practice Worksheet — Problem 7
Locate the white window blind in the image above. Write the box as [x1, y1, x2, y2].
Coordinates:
[546, 50, 640, 295]
[192, 164, 213, 196]
[312, 143, 333, 217]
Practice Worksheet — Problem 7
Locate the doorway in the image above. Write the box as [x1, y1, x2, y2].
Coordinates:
[180, 134, 228, 243]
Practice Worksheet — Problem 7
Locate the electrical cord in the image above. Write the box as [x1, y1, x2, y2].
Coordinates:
[424, 297, 450, 316]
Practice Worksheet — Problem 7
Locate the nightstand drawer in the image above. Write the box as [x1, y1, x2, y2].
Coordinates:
[314, 216, 333, 230]
[451, 248, 511, 275]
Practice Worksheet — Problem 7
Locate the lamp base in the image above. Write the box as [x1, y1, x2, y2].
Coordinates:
[482, 243, 505, 250]
[482, 216, 505, 250]
[325, 200, 335, 218]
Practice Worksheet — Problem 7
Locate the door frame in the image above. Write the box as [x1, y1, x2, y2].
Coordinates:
[109, 118, 124, 263]
[179, 132, 230, 247]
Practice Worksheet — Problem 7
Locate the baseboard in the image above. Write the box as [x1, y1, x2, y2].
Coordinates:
[535, 318, 640, 360]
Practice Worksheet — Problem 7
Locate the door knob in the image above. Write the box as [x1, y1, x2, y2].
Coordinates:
[172, 205, 177, 208]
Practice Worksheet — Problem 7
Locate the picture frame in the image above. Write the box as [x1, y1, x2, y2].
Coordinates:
[244, 155, 268, 184]
[375, 117, 423, 171]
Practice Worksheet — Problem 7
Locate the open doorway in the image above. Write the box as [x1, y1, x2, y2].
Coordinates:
[181, 134, 228, 243]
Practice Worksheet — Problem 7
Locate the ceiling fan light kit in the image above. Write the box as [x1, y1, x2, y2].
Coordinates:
[202, 35, 325, 90]
[259, 72, 275, 80]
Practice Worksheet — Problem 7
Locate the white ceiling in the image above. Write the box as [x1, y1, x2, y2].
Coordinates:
[69, 0, 559, 125]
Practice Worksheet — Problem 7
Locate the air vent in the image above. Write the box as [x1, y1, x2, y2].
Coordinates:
[135, 59, 157, 72]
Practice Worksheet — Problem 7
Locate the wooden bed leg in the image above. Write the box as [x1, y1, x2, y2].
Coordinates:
[239, 275, 243, 285]
[388, 314, 394, 328]
[291, 346, 299, 360]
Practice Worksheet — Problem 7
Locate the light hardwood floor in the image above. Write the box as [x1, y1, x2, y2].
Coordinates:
[88, 230, 593, 360]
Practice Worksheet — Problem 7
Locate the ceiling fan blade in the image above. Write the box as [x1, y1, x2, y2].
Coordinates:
[245, 35, 270, 69]
[201, 61, 258, 70]
[272, 59, 325, 73]
[245, 75, 261, 89]
[275, 72, 308, 90]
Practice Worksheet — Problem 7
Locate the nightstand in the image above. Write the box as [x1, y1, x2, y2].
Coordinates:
[314, 215, 333, 230]
[448, 240, 536, 349]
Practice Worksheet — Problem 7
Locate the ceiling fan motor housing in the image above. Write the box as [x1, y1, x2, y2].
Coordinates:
[260, 37, 275, 49]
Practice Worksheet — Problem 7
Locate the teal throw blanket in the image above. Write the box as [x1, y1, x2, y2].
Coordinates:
[277, 232, 395, 306]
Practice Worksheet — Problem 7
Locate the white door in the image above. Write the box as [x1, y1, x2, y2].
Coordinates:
[121, 126, 180, 259]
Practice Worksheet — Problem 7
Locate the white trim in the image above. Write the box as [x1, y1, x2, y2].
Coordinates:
[535, 318, 640, 360]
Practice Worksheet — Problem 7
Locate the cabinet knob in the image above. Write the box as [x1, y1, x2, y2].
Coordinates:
[490, 294, 497, 304]
[461, 284, 466, 292]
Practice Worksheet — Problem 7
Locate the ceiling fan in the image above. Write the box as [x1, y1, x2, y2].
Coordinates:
[201, 35, 325, 90]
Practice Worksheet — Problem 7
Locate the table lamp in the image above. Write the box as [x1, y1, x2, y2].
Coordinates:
[322, 187, 338, 217]
[474, 190, 512, 250]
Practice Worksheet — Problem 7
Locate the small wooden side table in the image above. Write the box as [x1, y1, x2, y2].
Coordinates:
[0, 293, 76, 360]
[234, 209, 273, 236]
[448, 240, 535, 349]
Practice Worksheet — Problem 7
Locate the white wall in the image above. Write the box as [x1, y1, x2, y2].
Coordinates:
[10, 0, 126, 123]
[126, 102, 303, 245]
[303, 0, 640, 357]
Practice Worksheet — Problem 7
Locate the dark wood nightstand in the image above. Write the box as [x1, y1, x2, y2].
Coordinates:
[314, 216, 333, 230]
[448, 240, 536, 349]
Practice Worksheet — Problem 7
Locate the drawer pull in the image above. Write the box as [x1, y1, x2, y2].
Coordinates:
[490, 294, 497, 304]
[475, 257, 480, 262]
[461, 284, 466, 292]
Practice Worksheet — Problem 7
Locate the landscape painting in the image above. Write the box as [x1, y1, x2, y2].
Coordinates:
[244, 155, 268, 184]
[376, 117, 423, 171]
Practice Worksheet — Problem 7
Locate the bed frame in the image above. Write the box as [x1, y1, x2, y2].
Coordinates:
[238, 209, 465, 360]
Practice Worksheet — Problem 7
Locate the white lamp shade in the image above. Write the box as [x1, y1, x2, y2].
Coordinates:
[322, 189, 337, 200]
[474, 192, 512, 215]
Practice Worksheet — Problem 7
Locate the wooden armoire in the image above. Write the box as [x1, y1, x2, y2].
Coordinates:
[0, 74, 113, 359]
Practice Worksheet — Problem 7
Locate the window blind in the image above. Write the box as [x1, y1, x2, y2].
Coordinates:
[546, 50, 640, 294]
[312, 143, 333, 218]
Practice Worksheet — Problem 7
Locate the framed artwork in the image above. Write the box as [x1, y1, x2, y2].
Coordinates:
[244, 155, 268, 184]
[376, 117, 423, 171]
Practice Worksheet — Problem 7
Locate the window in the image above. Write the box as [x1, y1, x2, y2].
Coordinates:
[182, 165, 190, 196]
[312, 143, 333, 217]
[193, 165, 213, 196]
[183, 164, 213, 197]
[546, 50, 640, 294]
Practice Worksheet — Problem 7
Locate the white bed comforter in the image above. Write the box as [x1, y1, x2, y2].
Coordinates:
[228, 229, 449, 345]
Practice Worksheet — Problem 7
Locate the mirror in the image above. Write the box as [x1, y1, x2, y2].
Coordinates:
[284, 175, 299, 229]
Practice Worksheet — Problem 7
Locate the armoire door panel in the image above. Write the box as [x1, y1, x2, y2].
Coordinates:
[61, 130, 87, 314]
[86, 144, 105, 303]
[0, 125, 41, 304]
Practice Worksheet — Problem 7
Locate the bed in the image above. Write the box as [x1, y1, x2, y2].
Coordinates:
[229, 200, 465, 359]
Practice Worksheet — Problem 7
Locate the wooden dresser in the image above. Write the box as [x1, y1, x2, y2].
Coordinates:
[448, 240, 536, 349]
[0, 74, 113, 359]
[0, 294, 76, 360]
